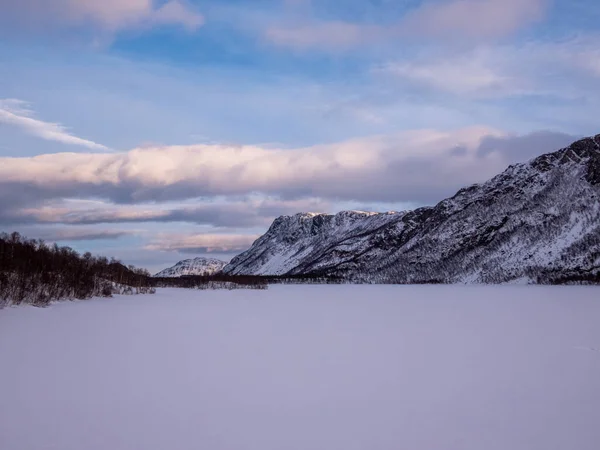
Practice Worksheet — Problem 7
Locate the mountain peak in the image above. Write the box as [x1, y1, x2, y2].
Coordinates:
[154, 257, 227, 278]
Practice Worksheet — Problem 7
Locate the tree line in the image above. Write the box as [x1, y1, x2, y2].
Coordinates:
[0, 232, 154, 307]
[151, 273, 344, 290]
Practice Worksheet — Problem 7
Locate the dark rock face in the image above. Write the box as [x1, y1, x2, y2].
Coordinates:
[585, 135, 600, 185]
[224, 135, 600, 284]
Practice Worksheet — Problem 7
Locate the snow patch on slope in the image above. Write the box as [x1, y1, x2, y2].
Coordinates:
[154, 258, 227, 278]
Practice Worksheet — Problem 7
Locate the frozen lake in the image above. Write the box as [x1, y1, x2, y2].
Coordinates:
[1, 285, 600, 450]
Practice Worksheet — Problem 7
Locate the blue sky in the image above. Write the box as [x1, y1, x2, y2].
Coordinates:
[0, 0, 598, 272]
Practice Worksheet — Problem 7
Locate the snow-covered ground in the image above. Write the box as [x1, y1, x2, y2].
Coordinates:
[1, 286, 600, 450]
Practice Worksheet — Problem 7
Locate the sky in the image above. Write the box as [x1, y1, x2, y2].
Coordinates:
[0, 0, 598, 273]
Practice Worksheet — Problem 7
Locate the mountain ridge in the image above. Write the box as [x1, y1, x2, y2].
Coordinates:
[224, 134, 600, 284]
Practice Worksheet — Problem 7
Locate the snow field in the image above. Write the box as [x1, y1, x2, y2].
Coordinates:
[1, 285, 599, 450]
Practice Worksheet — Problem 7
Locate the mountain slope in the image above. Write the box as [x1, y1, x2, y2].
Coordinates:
[224, 134, 600, 284]
[154, 258, 227, 278]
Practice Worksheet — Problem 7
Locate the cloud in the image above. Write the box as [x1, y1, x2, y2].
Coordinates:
[476, 131, 577, 162]
[0, 0, 204, 34]
[400, 0, 547, 39]
[2, 198, 331, 228]
[265, 21, 377, 51]
[264, 0, 548, 51]
[374, 36, 600, 98]
[151, 0, 205, 31]
[0, 128, 578, 208]
[0, 99, 112, 152]
[0, 224, 135, 242]
[35, 229, 133, 242]
[376, 53, 512, 95]
[146, 233, 260, 253]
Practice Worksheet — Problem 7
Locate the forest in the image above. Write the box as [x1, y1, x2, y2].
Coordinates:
[0, 232, 154, 307]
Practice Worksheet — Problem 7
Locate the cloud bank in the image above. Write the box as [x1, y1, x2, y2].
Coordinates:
[0, 128, 577, 211]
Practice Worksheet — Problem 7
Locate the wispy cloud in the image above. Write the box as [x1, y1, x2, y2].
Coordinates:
[35, 229, 134, 242]
[151, 1, 205, 31]
[146, 233, 259, 253]
[375, 36, 600, 98]
[265, 21, 378, 51]
[400, 0, 547, 39]
[0, 99, 112, 152]
[4, 198, 331, 228]
[0, 0, 204, 34]
[264, 0, 548, 51]
[376, 53, 512, 95]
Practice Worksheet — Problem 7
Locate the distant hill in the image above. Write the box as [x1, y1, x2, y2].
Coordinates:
[154, 257, 227, 278]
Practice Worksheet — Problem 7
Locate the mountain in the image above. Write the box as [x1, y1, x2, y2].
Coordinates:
[224, 134, 600, 284]
[154, 258, 227, 278]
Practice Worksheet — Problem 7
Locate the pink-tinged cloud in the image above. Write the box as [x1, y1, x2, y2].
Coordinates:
[0, 0, 204, 32]
[401, 0, 547, 39]
[265, 0, 547, 51]
[0, 127, 577, 207]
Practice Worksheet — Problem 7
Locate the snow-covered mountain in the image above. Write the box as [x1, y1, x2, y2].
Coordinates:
[224, 134, 600, 284]
[154, 258, 227, 278]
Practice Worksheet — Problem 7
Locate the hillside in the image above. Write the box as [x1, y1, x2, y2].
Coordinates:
[224, 134, 600, 284]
